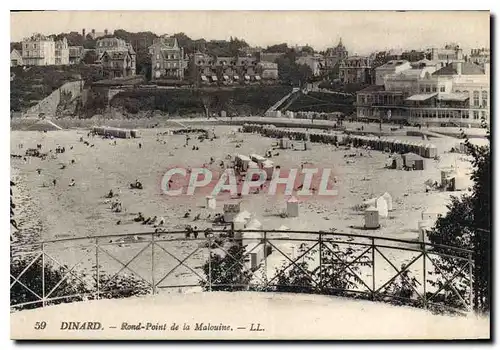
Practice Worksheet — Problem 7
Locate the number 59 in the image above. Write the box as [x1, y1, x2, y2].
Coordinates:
[34, 321, 46, 330]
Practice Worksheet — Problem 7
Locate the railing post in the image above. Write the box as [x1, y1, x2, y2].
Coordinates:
[263, 231, 268, 288]
[371, 237, 375, 300]
[319, 232, 323, 290]
[208, 235, 212, 292]
[469, 251, 474, 313]
[95, 237, 99, 300]
[422, 242, 427, 309]
[41, 243, 45, 307]
[151, 233, 156, 295]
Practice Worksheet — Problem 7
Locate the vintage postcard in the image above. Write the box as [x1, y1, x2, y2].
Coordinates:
[10, 10, 491, 340]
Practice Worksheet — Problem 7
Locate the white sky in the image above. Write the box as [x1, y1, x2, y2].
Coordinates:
[10, 11, 490, 54]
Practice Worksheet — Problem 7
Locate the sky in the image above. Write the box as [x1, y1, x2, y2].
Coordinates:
[10, 11, 490, 54]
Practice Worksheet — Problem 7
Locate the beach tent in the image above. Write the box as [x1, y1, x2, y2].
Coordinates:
[206, 196, 216, 210]
[286, 196, 299, 217]
[364, 206, 380, 229]
[381, 192, 393, 211]
[262, 160, 275, 180]
[402, 152, 424, 169]
[375, 196, 389, 218]
[391, 154, 404, 170]
[250, 154, 267, 165]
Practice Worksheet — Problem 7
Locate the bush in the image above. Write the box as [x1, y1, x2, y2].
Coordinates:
[10, 254, 150, 311]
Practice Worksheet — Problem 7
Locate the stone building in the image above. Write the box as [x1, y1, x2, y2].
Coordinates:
[69, 46, 85, 65]
[356, 61, 490, 127]
[21, 33, 56, 66]
[469, 48, 490, 65]
[295, 54, 325, 77]
[325, 38, 348, 69]
[55, 37, 70, 65]
[96, 37, 136, 77]
[100, 50, 136, 79]
[149, 36, 186, 80]
[339, 56, 373, 84]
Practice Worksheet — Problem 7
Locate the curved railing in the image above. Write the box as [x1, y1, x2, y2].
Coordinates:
[10, 230, 474, 314]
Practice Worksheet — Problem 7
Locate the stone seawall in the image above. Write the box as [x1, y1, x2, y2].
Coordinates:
[25, 80, 84, 117]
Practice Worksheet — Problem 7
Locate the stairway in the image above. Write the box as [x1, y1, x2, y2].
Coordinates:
[265, 88, 301, 116]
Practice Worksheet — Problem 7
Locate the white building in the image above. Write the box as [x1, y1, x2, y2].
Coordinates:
[295, 54, 325, 77]
[374, 60, 412, 86]
[356, 61, 490, 126]
[21, 33, 56, 66]
[55, 37, 70, 65]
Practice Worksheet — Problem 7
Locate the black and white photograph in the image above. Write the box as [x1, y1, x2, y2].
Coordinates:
[8, 10, 491, 340]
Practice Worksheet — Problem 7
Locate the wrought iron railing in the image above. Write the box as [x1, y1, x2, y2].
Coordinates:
[10, 230, 474, 314]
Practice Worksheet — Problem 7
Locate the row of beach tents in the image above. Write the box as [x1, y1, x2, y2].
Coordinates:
[92, 126, 140, 139]
[242, 123, 438, 159]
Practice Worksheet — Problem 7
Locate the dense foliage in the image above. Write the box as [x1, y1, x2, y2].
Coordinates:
[10, 65, 102, 112]
[287, 91, 355, 114]
[427, 125, 491, 313]
[201, 244, 253, 291]
[109, 85, 292, 116]
[10, 254, 150, 311]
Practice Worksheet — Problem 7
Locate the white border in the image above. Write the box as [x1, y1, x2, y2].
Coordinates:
[2, 2, 497, 349]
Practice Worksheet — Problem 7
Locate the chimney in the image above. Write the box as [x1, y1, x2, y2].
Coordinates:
[92, 29, 95, 35]
[104, 29, 108, 36]
[457, 48, 463, 61]
[431, 48, 438, 61]
[82, 29, 86, 37]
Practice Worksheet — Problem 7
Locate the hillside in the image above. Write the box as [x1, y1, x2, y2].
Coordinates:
[109, 85, 293, 117]
[286, 91, 355, 114]
[10, 65, 102, 113]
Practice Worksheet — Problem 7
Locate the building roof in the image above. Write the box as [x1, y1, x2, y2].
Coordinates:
[101, 50, 131, 60]
[406, 93, 438, 101]
[11, 49, 22, 58]
[258, 61, 278, 69]
[378, 60, 410, 69]
[403, 152, 424, 160]
[358, 85, 385, 93]
[432, 62, 485, 76]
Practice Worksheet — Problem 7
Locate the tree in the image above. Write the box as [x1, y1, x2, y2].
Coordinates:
[82, 50, 98, 65]
[10, 42, 22, 52]
[275, 55, 313, 87]
[10, 254, 150, 311]
[427, 123, 491, 313]
[264, 43, 289, 53]
[201, 243, 253, 291]
[300, 45, 315, 55]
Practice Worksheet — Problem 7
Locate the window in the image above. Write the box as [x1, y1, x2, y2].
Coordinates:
[482, 91, 488, 107]
[473, 111, 479, 120]
[425, 86, 431, 93]
[420, 87, 425, 93]
[173, 62, 177, 68]
[473, 91, 480, 106]
[440, 86, 445, 92]
[481, 111, 486, 120]
[156, 54, 160, 60]
[156, 63, 160, 69]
